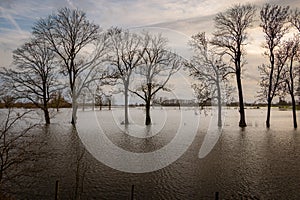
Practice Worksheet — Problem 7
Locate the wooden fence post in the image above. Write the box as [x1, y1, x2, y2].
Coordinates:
[55, 180, 59, 200]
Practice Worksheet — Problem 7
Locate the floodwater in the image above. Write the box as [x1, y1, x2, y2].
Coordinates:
[2, 107, 300, 199]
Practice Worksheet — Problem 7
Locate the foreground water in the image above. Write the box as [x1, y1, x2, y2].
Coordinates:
[3, 107, 300, 199]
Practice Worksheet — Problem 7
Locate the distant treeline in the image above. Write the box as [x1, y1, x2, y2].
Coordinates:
[1, 99, 299, 109]
[0, 100, 71, 109]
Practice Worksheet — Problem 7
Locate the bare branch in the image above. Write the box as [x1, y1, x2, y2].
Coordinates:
[211, 4, 256, 127]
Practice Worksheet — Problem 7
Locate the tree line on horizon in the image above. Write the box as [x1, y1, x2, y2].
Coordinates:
[0, 3, 299, 128]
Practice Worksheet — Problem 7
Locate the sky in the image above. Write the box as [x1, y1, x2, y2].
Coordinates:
[1, 0, 300, 104]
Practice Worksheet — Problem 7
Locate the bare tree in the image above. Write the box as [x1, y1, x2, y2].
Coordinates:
[130, 32, 181, 125]
[260, 3, 290, 128]
[211, 4, 256, 127]
[258, 50, 287, 107]
[32, 7, 109, 124]
[279, 37, 299, 128]
[1, 96, 15, 108]
[1, 38, 60, 124]
[290, 9, 300, 107]
[95, 86, 104, 111]
[107, 27, 145, 125]
[290, 9, 300, 32]
[186, 32, 232, 127]
[95, 86, 113, 111]
[50, 90, 64, 112]
[191, 82, 212, 109]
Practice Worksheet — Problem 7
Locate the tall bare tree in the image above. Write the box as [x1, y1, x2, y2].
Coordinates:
[260, 3, 290, 128]
[130, 32, 181, 125]
[107, 28, 144, 125]
[32, 7, 109, 124]
[290, 9, 300, 107]
[258, 49, 286, 107]
[1, 38, 60, 124]
[279, 37, 299, 128]
[211, 4, 256, 127]
[186, 32, 232, 127]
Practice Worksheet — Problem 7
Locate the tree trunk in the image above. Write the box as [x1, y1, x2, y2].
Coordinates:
[56, 93, 61, 112]
[266, 49, 275, 128]
[99, 98, 102, 110]
[108, 99, 111, 110]
[236, 70, 247, 127]
[44, 108, 50, 124]
[289, 60, 297, 129]
[0, 165, 3, 183]
[266, 100, 271, 128]
[82, 95, 85, 111]
[145, 83, 152, 125]
[92, 94, 95, 111]
[42, 94, 50, 124]
[71, 94, 78, 125]
[124, 84, 129, 125]
[217, 81, 222, 127]
[145, 101, 151, 125]
[291, 94, 297, 129]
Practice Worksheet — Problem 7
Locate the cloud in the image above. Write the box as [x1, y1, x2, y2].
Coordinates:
[0, 6, 22, 32]
[0, 28, 30, 66]
[65, 0, 76, 9]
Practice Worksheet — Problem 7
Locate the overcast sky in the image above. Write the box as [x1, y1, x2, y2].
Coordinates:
[1, 0, 299, 104]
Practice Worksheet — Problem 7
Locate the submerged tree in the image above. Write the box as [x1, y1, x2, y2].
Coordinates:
[211, 4, 256, 127]
[290, 9, 300, 108]
[33, 7, 109, 124]
[186, 32, 232, 127]
[50, 90, 64, 112]
[279, 37, 299, 128]
[130, 32, 181, 125]
[1, 38, 60, 124]
[260, 3, 290, 128]
[107, 27, 144, 125]
[0, 96, 15, 109]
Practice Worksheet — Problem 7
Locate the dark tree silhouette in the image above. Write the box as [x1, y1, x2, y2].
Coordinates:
[95, 86, 113, 111]
[1, 96, 15, 109]
[186, 32, 232, 127]
[1, 38, 60, 124]
[290, 9, 300, 107]
[32, 7, 109, 125]
[107, 27, 145, 125]
[50, 90, 64, 112]
[290, 9, 300, 32]
[95, 86, 105, 111]
[211, 4, 256, 127]
[130, 32, 181, 125]
[260, 3, 290, 128]
[279, 37, 299, 128]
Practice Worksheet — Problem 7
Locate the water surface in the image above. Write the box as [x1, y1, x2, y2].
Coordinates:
[2, 107, 300, 199]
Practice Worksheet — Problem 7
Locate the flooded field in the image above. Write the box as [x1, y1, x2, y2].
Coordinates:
[1, 107, 300, 199]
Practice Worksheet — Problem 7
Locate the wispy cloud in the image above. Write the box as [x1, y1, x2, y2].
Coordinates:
[0, 28, 30, 66]
[65, 0, 76, 10]
[0, 6, 22, 32]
